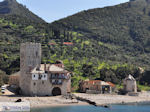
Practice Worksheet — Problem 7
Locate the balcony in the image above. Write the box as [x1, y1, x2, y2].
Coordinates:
[51, 79, 62, 85]
[50, 74, 66, 79]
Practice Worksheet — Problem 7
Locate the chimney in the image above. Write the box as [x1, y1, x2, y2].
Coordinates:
[48, 65, 50, 73]
[44, 63, 46, 71]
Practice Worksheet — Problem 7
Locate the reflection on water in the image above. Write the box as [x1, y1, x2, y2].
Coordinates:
[31, 103, 150, 112]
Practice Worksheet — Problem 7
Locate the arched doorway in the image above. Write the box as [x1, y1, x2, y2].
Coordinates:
[52, 87, 61, 96]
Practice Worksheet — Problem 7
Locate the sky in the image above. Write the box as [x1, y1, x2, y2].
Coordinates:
[1, 0, 129, 23]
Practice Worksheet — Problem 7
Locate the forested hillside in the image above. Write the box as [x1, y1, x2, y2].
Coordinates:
[52, 0, 150, 68]
[0, 0, 150, 89]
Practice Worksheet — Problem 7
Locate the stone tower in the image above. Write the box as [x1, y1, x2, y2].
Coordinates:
[123, 74, 137, 93]
[20, 42, 41, 95]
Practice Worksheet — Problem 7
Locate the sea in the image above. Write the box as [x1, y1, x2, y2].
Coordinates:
[31, 102, 150, 112]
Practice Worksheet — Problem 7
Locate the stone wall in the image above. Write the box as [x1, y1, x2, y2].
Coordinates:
[30, 73, 71, 96]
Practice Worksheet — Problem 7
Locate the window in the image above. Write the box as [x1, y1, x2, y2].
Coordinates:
[58, 74, 62, 78]
[36, 51, 38, 58]
[51, 74, 54, 78]
[42, 74, 47, 80]
[52, 79, 55, 83]
[33, 82, 36, 86]
[32, 74, 38, 80]
[55, 74, 58, 78]
[42, 81, 44, 84]
[39, 74, 42, 79]
[62, 74, 65, 78]
[58, 79, 62, 84]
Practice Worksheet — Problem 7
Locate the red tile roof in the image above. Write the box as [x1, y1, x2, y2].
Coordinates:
[107, 82, 115, 87]
[63, 42, 73, 45]
[49, 43, 56, 45]
[85, 80, 101, 84]
[84, 80, 115, 87]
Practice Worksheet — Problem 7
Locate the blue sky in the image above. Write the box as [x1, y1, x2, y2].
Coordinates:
[2, 0, 129, 23]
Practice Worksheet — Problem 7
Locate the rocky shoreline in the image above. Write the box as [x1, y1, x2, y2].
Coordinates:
[74, 92, 150, 106]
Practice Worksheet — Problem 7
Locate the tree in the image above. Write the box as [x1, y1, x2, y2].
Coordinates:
[100, 68, 119, 84]
[82, 64, 96, 79]
[0, 70, 5, 87]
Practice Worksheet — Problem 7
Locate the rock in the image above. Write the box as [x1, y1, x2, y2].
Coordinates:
[15, 99, 22, 102]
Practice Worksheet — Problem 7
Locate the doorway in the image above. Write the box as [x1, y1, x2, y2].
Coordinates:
[52, 87, 61, 96]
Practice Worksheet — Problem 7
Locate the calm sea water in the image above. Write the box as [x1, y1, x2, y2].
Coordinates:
[31, 103, 150, 112]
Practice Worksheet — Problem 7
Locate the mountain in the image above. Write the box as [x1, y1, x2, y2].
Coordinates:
[0, 0, 44, 22]
[51, 0, 150, 68]
[0, 0, 48, 75]
[0, 0, 150, 87]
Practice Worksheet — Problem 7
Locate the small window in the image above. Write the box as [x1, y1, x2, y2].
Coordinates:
[51, 74, 55, 78]
[58, 79, 62, 84]
[55, 74, 57, 78]
[32, 74, 38, 80]
[33, 82, 36, 86]
[42, 81, 44, 84]
[39, 75, 42, 79]
[52, 79, 55, 83]
[36, 51, 38, 57]
[62, 74, 65, 78]
[42, 74, 47, 80]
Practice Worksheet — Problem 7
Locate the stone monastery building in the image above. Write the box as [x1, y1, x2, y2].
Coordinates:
[20, 42, 71, 96]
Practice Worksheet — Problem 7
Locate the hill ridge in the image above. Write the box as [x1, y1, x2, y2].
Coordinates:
[0, 0, 45, 22]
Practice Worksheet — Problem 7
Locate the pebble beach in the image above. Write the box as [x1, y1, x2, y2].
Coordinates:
[1, 92, 150, 108]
